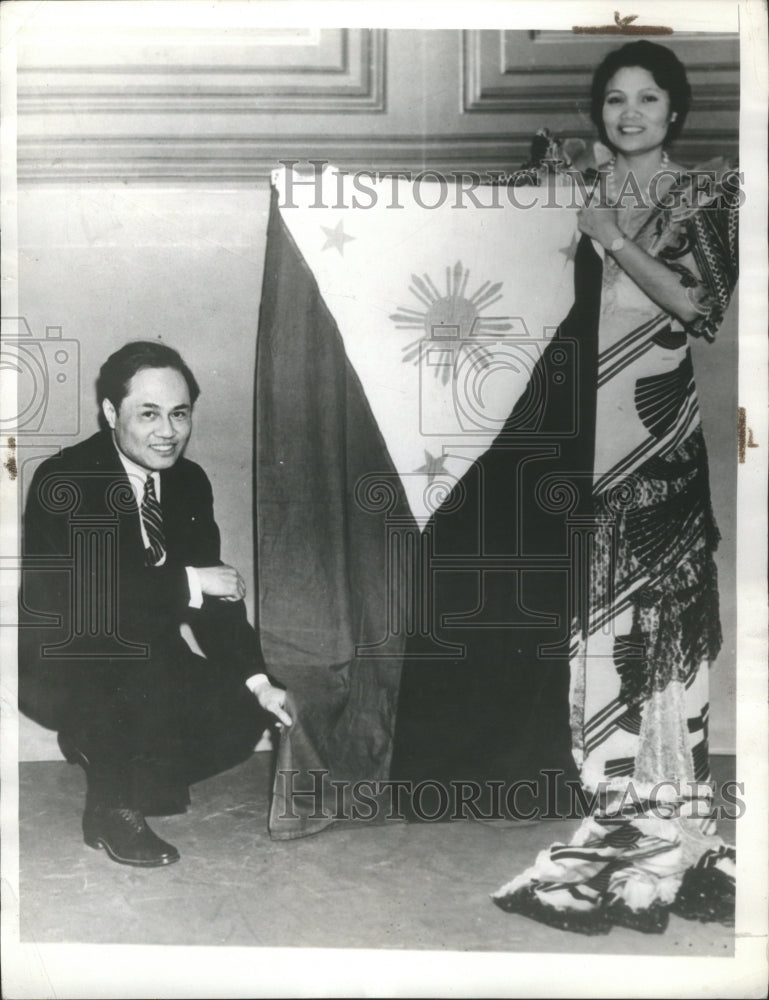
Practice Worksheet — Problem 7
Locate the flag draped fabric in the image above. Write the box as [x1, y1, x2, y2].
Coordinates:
[256, 165, 581, 838]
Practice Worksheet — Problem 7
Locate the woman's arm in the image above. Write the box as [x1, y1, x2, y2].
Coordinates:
[576, 205, 703, 324]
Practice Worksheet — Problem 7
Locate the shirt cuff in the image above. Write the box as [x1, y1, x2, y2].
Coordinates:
[245, 673, 270, 695]
[185, 566, 203, 609]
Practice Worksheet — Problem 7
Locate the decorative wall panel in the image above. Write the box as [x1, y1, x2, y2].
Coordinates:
[16, 28, 738, 183]
[460, 30, 739, 165]
[462, 30, 739, 113]
[18, 27, 386, 114]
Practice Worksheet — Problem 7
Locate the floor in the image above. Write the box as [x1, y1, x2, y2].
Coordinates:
[19, 755, 735, 955]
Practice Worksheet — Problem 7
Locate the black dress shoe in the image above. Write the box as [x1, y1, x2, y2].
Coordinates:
[83, 807, 180, 867]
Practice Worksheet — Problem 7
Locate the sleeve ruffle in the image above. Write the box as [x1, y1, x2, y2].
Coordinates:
[660, 161, 740, 342]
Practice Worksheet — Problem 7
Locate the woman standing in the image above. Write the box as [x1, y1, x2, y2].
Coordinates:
[493, 41, 739, 934]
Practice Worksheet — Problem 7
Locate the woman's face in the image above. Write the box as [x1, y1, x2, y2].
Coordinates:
[602, 65, 674, 157]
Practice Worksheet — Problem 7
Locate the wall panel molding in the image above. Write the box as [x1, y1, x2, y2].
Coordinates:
[462, 30, 739, 114]
[18, 28, 385, 114]
[18, 131, 737, 185]
[15, 28, 737, 185]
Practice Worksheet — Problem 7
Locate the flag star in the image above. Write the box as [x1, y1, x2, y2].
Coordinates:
[321, 220, 355, 255]
[415, 450, 448, 482]
[558, 233, 579, 263]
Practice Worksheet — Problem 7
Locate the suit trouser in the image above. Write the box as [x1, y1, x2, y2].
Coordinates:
[41, 646, 270, 815]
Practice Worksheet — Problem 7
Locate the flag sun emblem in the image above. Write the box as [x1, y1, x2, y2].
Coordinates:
[390, 262, 514, 385]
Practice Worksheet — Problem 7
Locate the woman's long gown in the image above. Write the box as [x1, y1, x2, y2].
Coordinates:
[491, 161, 740, 933]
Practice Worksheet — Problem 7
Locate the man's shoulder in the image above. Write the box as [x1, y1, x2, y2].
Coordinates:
[168, 454, 210, 488]
[33, 431, 114, 477]
[25, 433, 119, 524]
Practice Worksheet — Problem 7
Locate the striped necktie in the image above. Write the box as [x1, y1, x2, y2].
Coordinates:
[141, 474, 166, 566]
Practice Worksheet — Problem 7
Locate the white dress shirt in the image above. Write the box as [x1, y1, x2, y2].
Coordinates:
[116, 449, 202, 608]
[115, 446, 267, 693]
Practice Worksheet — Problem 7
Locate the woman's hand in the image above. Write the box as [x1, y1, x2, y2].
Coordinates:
[576, 204, 704, 324]
[577, 204, 623, 250]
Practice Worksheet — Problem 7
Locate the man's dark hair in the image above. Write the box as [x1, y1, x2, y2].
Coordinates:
[590, 40, 692, 149]
[97, 341, 201, 413]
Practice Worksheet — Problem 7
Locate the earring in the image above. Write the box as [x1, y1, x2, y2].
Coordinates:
[670, 112, 678, 122]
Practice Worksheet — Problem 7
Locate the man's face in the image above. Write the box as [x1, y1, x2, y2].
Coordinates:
[102, 366, 193, 472]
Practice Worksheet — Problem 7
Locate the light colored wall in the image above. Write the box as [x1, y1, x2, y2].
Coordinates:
[691, 300, 738, 753]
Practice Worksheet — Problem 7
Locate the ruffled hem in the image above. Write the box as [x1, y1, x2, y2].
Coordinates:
[492, 884, 673, 935]
[672, 863, 736, 924]
[492, 867, 734, 935]
[492, 837, 735, 935]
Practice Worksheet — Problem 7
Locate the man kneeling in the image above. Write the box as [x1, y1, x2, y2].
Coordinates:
[19, 341, 290, 867]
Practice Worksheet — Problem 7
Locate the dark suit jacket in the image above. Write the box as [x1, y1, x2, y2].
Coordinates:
[20, 429, 268, 731]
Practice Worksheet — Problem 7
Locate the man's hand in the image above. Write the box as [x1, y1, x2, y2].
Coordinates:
[197, 565, 246, 602]
[246, 675, 293, 728]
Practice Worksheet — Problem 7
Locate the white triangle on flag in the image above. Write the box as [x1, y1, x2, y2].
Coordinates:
[274, 164, 579, 528]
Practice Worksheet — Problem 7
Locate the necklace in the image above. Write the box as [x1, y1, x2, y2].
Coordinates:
[606, 150, 670, 207]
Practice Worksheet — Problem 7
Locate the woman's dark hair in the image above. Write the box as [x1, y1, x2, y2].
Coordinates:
[97, 340, 201, 412]
[590, 40, 691, 148]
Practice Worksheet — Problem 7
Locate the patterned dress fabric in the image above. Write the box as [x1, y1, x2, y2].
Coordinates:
[493, 161, 739, 934]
